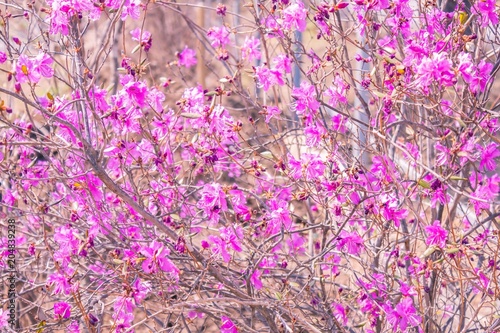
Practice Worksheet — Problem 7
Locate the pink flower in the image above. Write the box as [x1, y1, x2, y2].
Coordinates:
[379, 194, 408, 228]
[121, 0, 141, 20]
[282, 1, 308, 32]
[132, 278, 151, 304]
[207, 235, 232, 262]
[332, 303, 348, 326]
[230, 189, 251, 221]
[54, 302, 71, 320]
[479, 142, 500, 171]
[292, 81, 320, 114]
[459, 53, 493, 93]
[473, 269, 491, 293]
[262, 15, 284, 38]
[287, 233, 306, 255]
[331, 114, 347, 133]
[206, 225, 244, 263]
[264, 106, 281, 123]
[15, 55, 39, 83]
[371, 155, 400, 183]
[287, 153, 325, 180]
[254, 66, 284, 91]
[0, 309, 9, 329]
[434, 142, 450, 167]
[241, 36, 261, 62]
[273, 54, 292, 73]
[324, 74, 349, 107]
[470, 60, 493, 93]
[220, 316, 238, 333]
[472, 0, 498, 27]
[251, 269, 263, 290]
[48, 6, 69, 35]
[47, 272, 72, 295]
[399, 281, 417, 297]
[35, 52, 54, 78]
[321, 252, 341, 275]
[1, 188, 16, 206]
[216, 4, 227, 16]
[304, 123, 325, 147]
[336, 230, 364, 255]
[89, 85, 110, 112]
[470, 173, 500, 214]
[122, 76, 149, 107]
[114, 296, 135, 314]
[140, 240, 179, 279]
[207, 26, 231, 48]
[113, 297, 136, 332]
[130, 27, 151, 43]
[425, 220, 448, 248]
[197, 183, 227, 225]
[147, 87, 165, 113]
[457, 52, 474, 83]
[266, 199, 293, 234]
[220, 225, 244, 252]
[0, 52, 6, 64]
[15, 53, 54, 84]
[67, 321, 80, 333]
[416, 52, 455, 93]
[177, 46, 197, 68]
[386, 297, 421, 332]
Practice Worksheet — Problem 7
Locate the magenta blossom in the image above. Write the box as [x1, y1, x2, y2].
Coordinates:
[331, 114, 347, 133]
[287, 153, 325, 180]
[287, 233, 306, 255]
[336, 230, 364, 255]
[324, 74, 349, 107]
[0, 309, 9, 329]
[132, 278, 151, 304]
[14, 52, 54, 84]
[121, 0, 141, 20]
[251, 269, 263, 290]
[220, 225, 244, 253]
[36, 53, 54, 78]
[197, 183, 228, 225]
[207, 26, 230, 48]
[472, 0, 498, 27]
[479, 142, 500, 171]
[416, 52, 455, 93]
[140, 240, 179, 279]
[282, 0, 307, 32]
[264, 106, 281, 123]
[15, 55, 39, 83]
[273, 54, 292, 73]
[254, 65, 284, 91]
[292, 81, 320, 114]
[425, 220, 448, 248]
[220, 316, 238, 333]
[332, 303, 348, 326]
[178, 46, 197, 68]
[386, 297, 422, 332]
[47, 272, 72, 295]
[241, 36, 261, 62]
[130, 27, 151, 45]
[54, 302, 71, 320]
[67, 321, 80, 333]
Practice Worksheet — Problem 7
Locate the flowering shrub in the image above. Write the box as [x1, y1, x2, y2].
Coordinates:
[0, 0, 499, 332]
